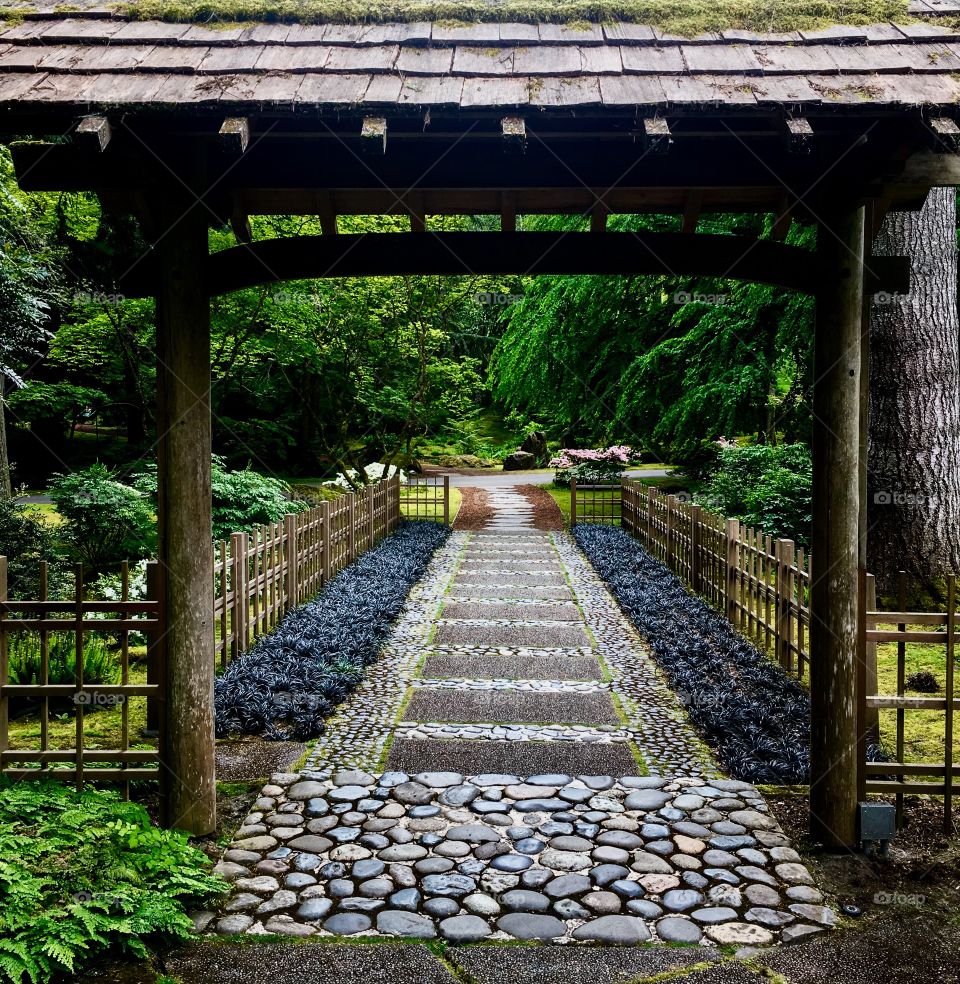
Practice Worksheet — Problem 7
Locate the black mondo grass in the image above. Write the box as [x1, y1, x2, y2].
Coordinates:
[573, 524, 811, 784]
[215, 520, 450, 741]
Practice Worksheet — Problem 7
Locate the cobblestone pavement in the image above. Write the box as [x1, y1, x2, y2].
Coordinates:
[206, 489, 832, 947]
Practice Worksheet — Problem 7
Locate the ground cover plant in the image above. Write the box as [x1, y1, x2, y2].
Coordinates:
[574, 523, 810, 783]
[0, 779, 225, 984]
[214, 520, 449, 741]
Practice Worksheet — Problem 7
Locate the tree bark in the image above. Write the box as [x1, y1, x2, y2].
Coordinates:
[868, 188, 960, 592]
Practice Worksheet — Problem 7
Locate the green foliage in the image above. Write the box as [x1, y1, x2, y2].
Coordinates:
[210, 456, 307, 539]
[49, 464, 156, 569]
[6, 381, 108, 425]
[0, 779, 226, 983]
[697, 441, 812, 543]
[489, 214, 814, 459]
[127, 0, 909, 35]
[0, 498, 64, 600]
[7, 633, 117, 689]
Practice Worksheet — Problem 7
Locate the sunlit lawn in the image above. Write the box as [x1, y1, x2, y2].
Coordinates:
[399, 485, 461, 524]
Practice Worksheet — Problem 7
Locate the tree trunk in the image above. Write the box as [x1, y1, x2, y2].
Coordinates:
[868, 188, 960, 593]
[0, 376, 10, 498]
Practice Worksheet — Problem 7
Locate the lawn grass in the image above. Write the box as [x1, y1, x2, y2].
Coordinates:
[399, 485, 461, 524]
[21, 501, 62, 526]
[7, 660, 154, 754]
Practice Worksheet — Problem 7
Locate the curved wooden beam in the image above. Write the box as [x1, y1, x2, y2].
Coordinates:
[205, 231, 820, 296]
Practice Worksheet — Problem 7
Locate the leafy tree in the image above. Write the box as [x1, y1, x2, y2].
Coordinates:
[489, 214, 814, 460]
[49, 463, 155, 569]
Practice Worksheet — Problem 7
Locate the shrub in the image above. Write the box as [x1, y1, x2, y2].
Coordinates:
[574, 524, 810, 784]
[0, 498, 66, 600]
[698, 441, 812, 544]
[89, 561, 149, 647]
[210, 457, 307, 540]
[131, 458, 306, 540]
[0, 779, 225, 983]
[215, 521, 449, 741]
[49, 464, 155, 569]
[906, 670, 940, 693]
[550, 446, 631, 487]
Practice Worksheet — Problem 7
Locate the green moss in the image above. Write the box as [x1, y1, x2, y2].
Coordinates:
[124, 0, 911, 35]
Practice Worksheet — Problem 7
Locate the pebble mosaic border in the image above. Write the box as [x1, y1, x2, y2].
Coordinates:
[202, 769, 835, 946]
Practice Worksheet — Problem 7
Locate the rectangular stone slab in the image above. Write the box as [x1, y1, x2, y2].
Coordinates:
[458, 558, 565, 571]
[452, 573, 569, 587]
[442, 601, 581, 621]
[403, 688, 620, 725]
[422, 653, 604, 681]
[448, 585, 574, 600]
[386, 737, 640, 777]
[168, 942, 458, 983]
[434, 622, 590, 648]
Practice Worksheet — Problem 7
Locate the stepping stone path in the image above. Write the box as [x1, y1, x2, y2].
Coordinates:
[207, 488, 832, 947]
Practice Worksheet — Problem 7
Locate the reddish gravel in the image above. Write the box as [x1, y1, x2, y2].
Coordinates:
[452, 487, 495, 530]
[518, 483, 564, 530]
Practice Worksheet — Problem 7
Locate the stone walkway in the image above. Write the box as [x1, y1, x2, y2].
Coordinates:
[208, 489, 833, 947]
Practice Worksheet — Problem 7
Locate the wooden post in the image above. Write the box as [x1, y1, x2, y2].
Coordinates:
[145, 561, 162, 736]
[368, 485, 375, 548]
[347, 494, 356, 560]
[443, 475, 450, 527]
[725, 518, 740, 625]
[863, 573, 879, 740]
[646, 486, 655, 552]
[284, 513, 298, 610]
[689, 504, 702, 592]
[665, 495, 676, 570]
[570, 477, 577, 527]
[775, 540, 795, 672]
[321, 501, 332, 584]
[810, 205, 865, 848]
[154, 198, 216, 835]
[0, 557, 7, 777]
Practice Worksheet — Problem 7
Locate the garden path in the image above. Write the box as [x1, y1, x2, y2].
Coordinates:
[206, 488, 833, 948]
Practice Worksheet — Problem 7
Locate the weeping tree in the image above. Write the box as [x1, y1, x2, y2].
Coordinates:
[868, 188, 960, 594]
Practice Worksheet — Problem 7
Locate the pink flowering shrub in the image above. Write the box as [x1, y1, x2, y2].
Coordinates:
[550, 445, 632, 486]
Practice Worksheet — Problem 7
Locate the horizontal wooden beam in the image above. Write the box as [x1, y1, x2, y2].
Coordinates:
[176, 231, 908, 299]
[502, 117, 526, 155]
[642, 117, 671, 155]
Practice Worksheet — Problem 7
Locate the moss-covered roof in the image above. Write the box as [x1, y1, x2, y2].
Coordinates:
[122, 0, 912, 35]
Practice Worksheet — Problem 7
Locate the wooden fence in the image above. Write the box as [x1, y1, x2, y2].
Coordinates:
[0, 475, 407, 791]
[569, 478, 621, 526]
[213, 475, 401, 665]
[399, 475, 450, 525]
[605, 479, 956, 827]
[617, 480, 813, 679]
[860, 571, 957, 831]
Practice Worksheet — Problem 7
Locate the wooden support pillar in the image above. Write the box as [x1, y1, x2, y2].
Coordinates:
[155, 196, 216, 836]
[810, 205, 865, 848]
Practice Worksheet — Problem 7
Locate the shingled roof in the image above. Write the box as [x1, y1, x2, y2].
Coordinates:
[1, 8, 960, 113]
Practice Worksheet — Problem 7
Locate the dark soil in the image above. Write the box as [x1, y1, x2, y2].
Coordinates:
[518, 483, 564, 530]
[453, 486, 494, 530]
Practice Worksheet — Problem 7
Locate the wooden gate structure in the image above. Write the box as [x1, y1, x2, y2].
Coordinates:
[2, 4, 959, 841]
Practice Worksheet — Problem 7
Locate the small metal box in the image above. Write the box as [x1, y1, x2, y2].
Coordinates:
[858, 801, 896, 852]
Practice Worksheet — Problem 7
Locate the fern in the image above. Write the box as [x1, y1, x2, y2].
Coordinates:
[0, 779, 227, 983]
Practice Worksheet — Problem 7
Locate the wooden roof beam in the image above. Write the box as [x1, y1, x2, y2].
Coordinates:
[74, 115, 111, 153]
[361, 116, 387, 155]
[642, 118, 671, 155]
[770, 194, 794, 242]
[590, 201, 609, 234]
[502, 117, 526, 155]
[230, 206, 252, 245]
[219, 117, 250, 156]
[317, 191, 338, 235]
[784, 117, 814, 154]
[929, 117, 960, 154]
[501, 191, 517, 233]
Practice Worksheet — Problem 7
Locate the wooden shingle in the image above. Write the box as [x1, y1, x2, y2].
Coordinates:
[398, 74, 464, 106]
[396, 46, 454, 75]
[529, 75, 602, 106]
[512, 45, 582, 75]
[452, 46, 515, 76]
[620, 46, 685, 74]
[598, 74, 667, 106]
[460, 75, 530, 107]
[681, 44, 763, 73]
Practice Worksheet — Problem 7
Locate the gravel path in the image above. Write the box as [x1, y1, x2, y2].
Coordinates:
[203, 491, 832, 948]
